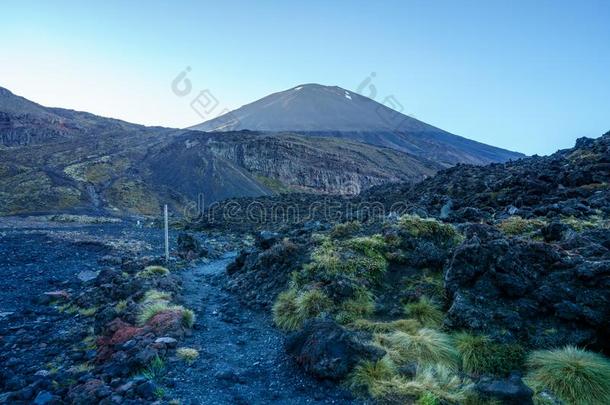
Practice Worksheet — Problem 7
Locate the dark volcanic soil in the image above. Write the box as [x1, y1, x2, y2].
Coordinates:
[0, 219, 170, 403]
[0, 218, 357, 404]
[165, 254, 361, 405]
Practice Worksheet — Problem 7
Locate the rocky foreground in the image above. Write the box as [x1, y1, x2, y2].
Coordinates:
[1, 132, 609, 405]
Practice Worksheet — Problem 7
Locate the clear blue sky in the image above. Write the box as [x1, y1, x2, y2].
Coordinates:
[1, 0, 608, 155]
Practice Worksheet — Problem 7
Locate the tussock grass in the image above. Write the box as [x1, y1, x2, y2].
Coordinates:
[142, 289, 172, 304]
[561, 215, 610, 232]
[404, 296, 444, 327]
[350, 319, 420, 334]
[138, 265, 170, 278]
[176, 347, 199, 364]
[272, 289, 302, 331]
[376, 329, 459, 369]
[371, 365, 471, 403]
[78, 307, 98, 317]
[525, 346, 610, 405]
[272, 288, 332, 331]
[454, 332, 525, 375]
[404, 273, 446, 301]
[335, 288, 375, 324]
[137, 302, 195, 328]
[142, 355, 165, 381]
[181, 308, 195, 328]
[347, 357, 397, 396]
[298, 288, 333, 319]
[114, 299, 128, 313]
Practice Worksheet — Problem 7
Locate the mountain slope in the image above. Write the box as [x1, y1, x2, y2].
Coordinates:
[0, 87, 445, 216]
[190, 83, 524, 165]
[0, 87, 149, 146]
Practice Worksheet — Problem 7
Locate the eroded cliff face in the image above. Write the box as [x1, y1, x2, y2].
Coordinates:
[204, 133, 440, 194]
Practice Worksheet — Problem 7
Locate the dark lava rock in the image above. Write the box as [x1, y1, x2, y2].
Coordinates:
[365, 132, 610, 223]
[177, 232, 215, 259]
[444, 233, 610, 350]
[226, 237, 304, 308]
[542, 221, 569, 242]
[135, 380, 156, 401]
[255, 231, 280, 250]
[285, 318, 385, 380]
[475, 374, 534, 405]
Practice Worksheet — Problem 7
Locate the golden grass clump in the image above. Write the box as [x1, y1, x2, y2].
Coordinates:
[138, 265, 170, 278]
[375, 329, 459, 369]
[176, 347, 199, 364]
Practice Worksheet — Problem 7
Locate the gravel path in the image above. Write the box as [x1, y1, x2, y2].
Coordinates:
[165, 254, 362, 405]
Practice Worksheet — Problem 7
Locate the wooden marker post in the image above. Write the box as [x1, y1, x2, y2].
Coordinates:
[164, 204, 169, 262]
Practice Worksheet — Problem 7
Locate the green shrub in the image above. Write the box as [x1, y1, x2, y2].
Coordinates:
[376, 329, 459, 369]
[304, 237, 387, 285]
[498, 216, 546, 236]
[561, 215, 610, 232]
[138, 265, 170, 278]
[154, 387, 165, 399]
[142, 355, 165, 381]
[346, 235, 386, 257]
[335, 288, 375, 324]
[305, 239, 343, 278]
[330, 221, 361, 238]
[398, 215, 461, 245]
[176, 347, 199, 364]
[417, 392, 440, 405]
[454, 332, 525, 375]
[525, 346, 610, 405]
[404, 296, 444, 327]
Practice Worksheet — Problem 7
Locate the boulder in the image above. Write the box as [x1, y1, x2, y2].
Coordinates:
[177, 232, 213, 259]
[33, 390, 55, 405]
[475, 374, 534, 405]
[285, 318, 385, 380]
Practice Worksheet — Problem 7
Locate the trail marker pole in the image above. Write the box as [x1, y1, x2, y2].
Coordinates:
[164, 204, 169, 263]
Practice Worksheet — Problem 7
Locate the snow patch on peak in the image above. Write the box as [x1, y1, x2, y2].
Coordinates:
[344, 91, 352, 100]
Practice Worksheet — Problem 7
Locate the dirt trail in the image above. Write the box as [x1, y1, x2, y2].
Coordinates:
[165, 254, 362, 405]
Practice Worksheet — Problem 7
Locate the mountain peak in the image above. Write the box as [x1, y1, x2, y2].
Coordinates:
[189, 84, 524, 165]
[189, 82, 425, 133]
